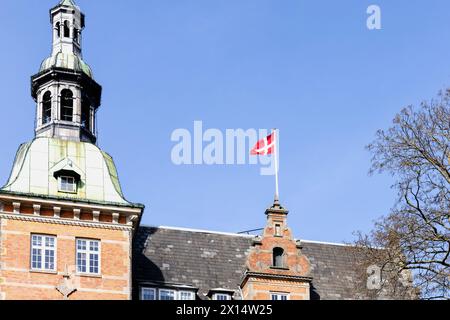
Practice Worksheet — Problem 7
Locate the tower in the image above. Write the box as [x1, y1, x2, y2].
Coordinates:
[0, 0, 144, 300]
[32, 0, 100, 143]
[240, 200, 312, 300]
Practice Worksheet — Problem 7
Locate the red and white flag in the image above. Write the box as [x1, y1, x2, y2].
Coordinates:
[250, 129, 280, 201]
[250, 131, 276, 156]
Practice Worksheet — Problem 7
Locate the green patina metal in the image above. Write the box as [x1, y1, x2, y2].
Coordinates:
[0, 138, 140, 206]
[39, 52, 93, 78]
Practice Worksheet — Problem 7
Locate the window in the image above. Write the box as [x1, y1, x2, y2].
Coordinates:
[60, 89, 73, 122]
[141, 288, 156, 300]
[58, 176, 77, 193]
[42, 91, 52, 125]
[275, 224, 281, 236]
[63, 21, 70, 38]
[140, 288, 195, 300]
[74, 28, 79, 43]
[213, 293, 231, 300]
[271, 293, 289, 300]
[55, 22, 61, 38]
[31, 234, 56, 272]
[179, 291, 195, 300]
[273, 247, 284, 268]
[159, 289, 176, 300]
[76, 239, 100, 275]
[81, 95, 91, 131]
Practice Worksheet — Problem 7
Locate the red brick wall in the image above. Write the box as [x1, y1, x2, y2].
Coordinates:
[0, 218, 131, 300]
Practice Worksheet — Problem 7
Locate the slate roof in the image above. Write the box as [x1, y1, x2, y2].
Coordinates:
[133, 226, 361, 300]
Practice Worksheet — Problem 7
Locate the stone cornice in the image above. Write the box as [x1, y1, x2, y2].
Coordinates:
[240, 271, 313, 288]
[0, 192, 143, 214]
[0, 211, 132, 231]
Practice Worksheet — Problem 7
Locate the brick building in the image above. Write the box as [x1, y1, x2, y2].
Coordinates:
[0, 0, 144, 300]
[0, 0, 380, 300]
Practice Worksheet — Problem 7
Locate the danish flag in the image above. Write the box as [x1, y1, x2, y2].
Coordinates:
[250, 131, 276, 156]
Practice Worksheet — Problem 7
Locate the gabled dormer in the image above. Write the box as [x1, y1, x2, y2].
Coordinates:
[240, 200, 312, 300]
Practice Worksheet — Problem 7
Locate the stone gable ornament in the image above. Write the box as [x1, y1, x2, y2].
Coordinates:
[56, 265, 77, 300]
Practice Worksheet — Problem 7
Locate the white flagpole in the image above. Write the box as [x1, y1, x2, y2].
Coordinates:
[273, 128, 279, 202]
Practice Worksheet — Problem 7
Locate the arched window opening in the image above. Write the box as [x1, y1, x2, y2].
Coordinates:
[63, 21, 70, 38]
[81, 95, 91, 131]
[273, 247, 284, 268]
[60, 89, 73, 122]
[73, 28, 79, 43]
[55, 22, 61, 38]
[42, 91, 52, 125]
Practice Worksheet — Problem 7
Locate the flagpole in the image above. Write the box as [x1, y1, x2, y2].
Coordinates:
[273, 128, 279, 203]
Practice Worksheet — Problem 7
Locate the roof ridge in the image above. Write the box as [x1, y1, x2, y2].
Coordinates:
[140, 225, 352, 246]
[141, 225, 256, 238]
[300, 239, 351, 247]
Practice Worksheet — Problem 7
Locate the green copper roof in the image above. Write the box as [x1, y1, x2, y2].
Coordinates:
[1, 138, 131, 205]
[40, 52, 93, 78]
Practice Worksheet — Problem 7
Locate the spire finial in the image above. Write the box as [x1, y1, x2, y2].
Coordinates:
[273, 194, 280, 207]
[59, 0, 77, 7]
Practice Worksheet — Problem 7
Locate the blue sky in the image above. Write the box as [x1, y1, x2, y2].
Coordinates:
[0, 0, 449, 243]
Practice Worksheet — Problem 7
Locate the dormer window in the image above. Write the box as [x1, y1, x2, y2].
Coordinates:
[213, 293, 231, 300]
[52, 161, 82, 194]
[58, 176, 77, 193]
[208, 289, 234, 300]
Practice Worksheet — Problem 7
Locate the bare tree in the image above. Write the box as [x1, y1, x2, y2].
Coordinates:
[355, 89, 450, 300]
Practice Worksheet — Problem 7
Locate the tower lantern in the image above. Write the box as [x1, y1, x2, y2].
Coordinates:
[31, 0, 101, 144]
[50, 0, 85, 57]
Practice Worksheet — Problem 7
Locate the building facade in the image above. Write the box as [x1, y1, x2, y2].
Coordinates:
[0, 0, 144, 300]
[0, 0, 395, 301]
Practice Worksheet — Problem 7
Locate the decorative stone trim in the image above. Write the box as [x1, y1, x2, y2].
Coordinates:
[0, 194, 142, 215]
[73, 209, 81, 220]
[242, 271, 313, 284]
[0, 212, 132, 231]
[54, 207, 61, 218]
[12, 202, 20, 214]
[93, 210, 100, 222]
[126, 215, 137, 226]
[112, 213, 119, 224]
[33, 204, 41, 216]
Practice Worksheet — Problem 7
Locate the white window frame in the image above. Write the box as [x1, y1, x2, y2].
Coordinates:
[271, 292, 289, 300]
[30, 234, 57, 272]
[76, 238, 101, 276]
[213, 293, 232, 300]
[178, 291, 195, 300]
[159, 289, 176, 300]
[58, 176, 77, 193]
[140, 287, 156, 300]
